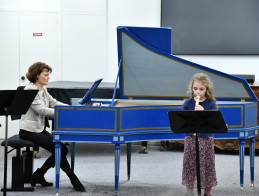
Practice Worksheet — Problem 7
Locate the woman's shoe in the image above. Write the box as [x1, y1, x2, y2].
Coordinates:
[66, 168, 86, 192]
[31, 168, 53, 187]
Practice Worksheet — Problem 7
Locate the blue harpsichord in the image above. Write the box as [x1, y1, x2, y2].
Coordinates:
[53, 26, 258, 195]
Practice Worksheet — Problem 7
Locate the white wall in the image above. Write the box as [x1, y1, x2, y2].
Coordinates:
[177, 55, 259, 83]
[60, 0, 107, 82]
[106, 0, 161, 82]
[60, 0, 161, 82]
[0, 11, 20, 90]
[0, 0, 60, 88]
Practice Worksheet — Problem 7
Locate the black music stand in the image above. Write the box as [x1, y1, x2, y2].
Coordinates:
[168, 110, 228, 196]
[0, 90, 37, 196]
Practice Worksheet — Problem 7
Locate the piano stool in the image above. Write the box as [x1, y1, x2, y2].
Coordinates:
[1, 134, 38, 192]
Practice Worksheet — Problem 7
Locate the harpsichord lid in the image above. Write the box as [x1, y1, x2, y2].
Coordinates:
[117, 26, 257, 102]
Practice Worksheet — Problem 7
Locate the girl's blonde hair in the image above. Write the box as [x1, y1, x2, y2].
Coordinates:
[188, 73, 216, 101]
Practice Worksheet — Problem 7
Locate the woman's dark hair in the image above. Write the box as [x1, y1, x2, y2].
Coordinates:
[26, 62, 52, 83]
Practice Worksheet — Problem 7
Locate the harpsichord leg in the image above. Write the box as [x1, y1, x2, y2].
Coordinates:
[249, 137, 255, 186]
[239, 139, 245, 189]
[70, 142, 75, 172]
[55, 142, 61, 195]
[127, 143, 131, 180]
[114, 143, 121, 195]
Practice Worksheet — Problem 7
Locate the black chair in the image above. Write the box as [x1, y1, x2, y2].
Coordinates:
[1, 134, 38, 191]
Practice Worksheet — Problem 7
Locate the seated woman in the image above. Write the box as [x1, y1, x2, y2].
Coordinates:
[19, 62, 85, 192]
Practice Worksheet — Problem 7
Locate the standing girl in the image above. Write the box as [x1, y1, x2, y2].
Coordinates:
[182, 73, 217, 196]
